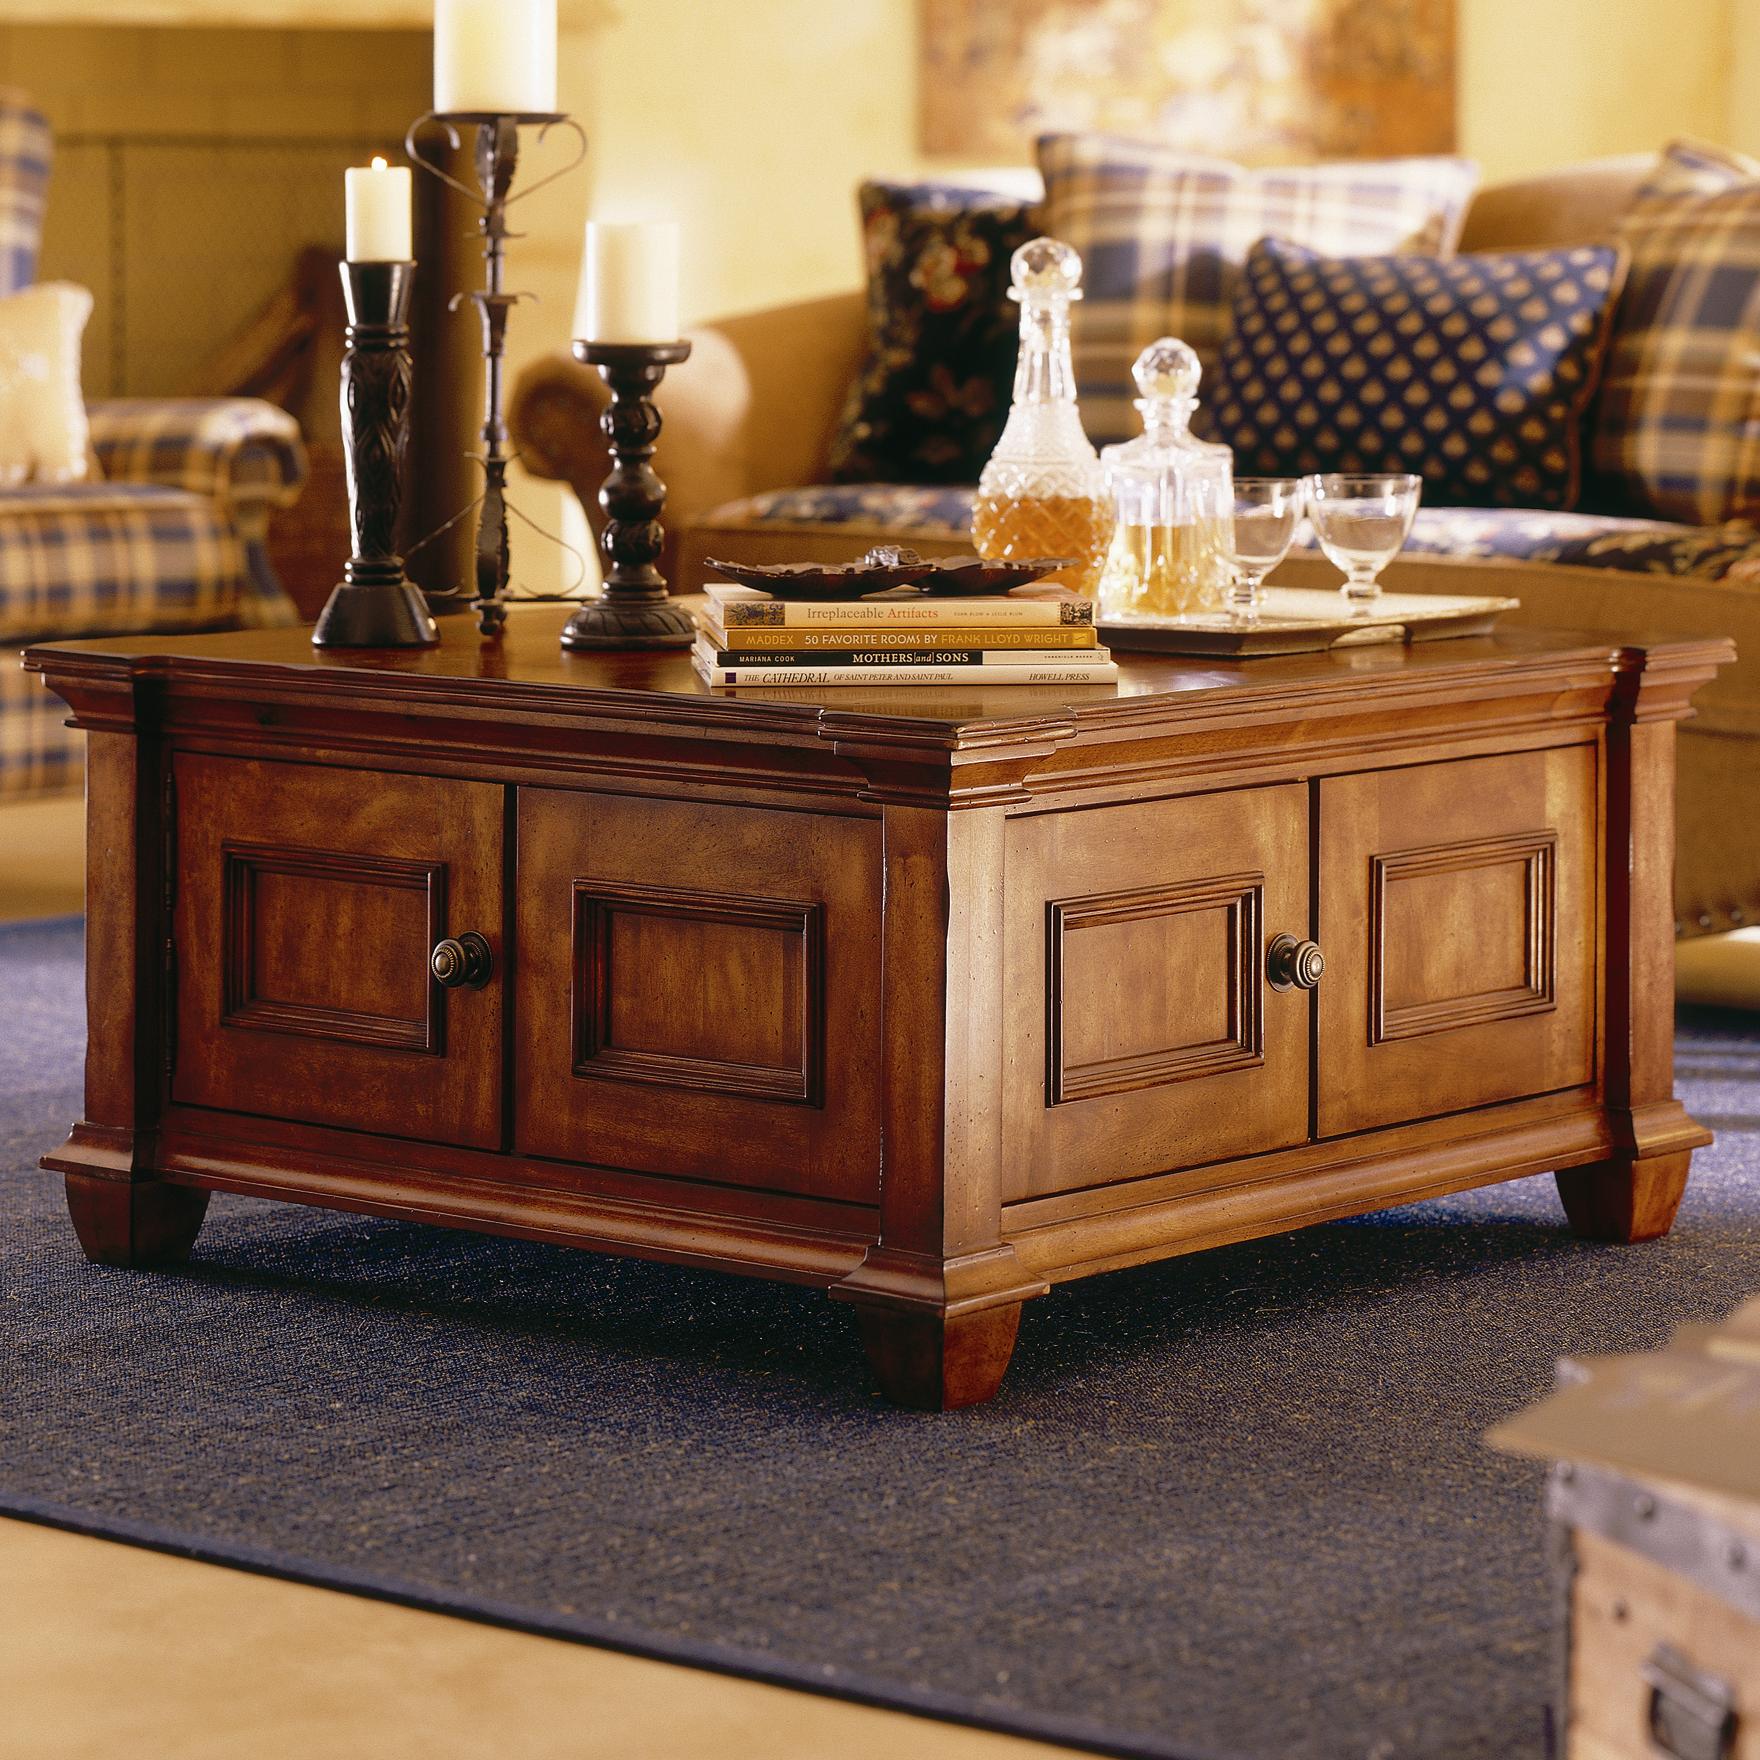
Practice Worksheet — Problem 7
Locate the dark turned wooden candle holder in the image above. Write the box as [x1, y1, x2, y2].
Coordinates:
[312, 261, 438, 650]
[560, 339, 697, 652]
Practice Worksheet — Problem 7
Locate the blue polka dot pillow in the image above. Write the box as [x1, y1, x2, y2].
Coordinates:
[1201, 238, 1626, 508]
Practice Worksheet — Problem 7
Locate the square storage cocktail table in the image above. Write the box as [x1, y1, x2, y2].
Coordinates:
[27, 611, 1731, 1408]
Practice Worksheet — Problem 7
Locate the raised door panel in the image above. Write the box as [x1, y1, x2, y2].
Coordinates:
[1002, 783, 1311, 1201]
[1317, 745, 1597, 1136]
[514, 788, 881, 1202]
[171, 754, 504, 1146]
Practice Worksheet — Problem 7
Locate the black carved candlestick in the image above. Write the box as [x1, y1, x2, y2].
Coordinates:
[312, 261, 438, 649]
[560, 340, 696, 651]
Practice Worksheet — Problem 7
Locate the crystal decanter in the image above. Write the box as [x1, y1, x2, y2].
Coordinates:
[1098, 337, 1233, 619]
[971, 237, 1113, 597]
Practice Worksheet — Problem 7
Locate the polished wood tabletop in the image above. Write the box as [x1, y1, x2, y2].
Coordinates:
[24, 603, 1714, 735]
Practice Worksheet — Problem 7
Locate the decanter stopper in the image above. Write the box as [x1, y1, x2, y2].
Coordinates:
[1010, 236, 1085, 304]
[1133, 337, 1201, 406]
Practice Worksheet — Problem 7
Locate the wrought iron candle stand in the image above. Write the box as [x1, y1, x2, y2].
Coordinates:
[312, 260, 438, 650]
[405, 110, 587, 637]
[559, 340, 697, 651]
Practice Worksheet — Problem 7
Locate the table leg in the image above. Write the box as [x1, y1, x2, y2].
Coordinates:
[1554, 1151, 1691, 1243]
[65, 1172, 209, 1267]
[826, 795, 1046, 1409]
[1581, 660, 1715, 1247]
[853, 1301, 1023, 1412]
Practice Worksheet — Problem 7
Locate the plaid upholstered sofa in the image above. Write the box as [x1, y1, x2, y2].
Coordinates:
[511, 153, 1760, 940]
[1, 90, 306, 804]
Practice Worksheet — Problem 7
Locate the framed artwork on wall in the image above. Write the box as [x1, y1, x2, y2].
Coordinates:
[919, 0, 1458, 161]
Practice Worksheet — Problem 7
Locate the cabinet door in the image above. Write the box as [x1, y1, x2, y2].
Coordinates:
[1317, 746, 1596, 1136]
[171, 754, 504, 1147]
[514, 788, 882, 1202]
[1002, 783, 1311, 1201]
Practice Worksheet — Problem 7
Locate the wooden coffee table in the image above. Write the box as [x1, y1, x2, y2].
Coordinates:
[26, 611, 1731, 1408]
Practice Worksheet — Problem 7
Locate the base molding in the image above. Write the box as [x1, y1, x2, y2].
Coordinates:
[1006, 1096, 1624, 1283]
[48, 1116, 873, 1288]
[829, 1244, 1049, 1319]
[1612, 1098, 1715, 1162]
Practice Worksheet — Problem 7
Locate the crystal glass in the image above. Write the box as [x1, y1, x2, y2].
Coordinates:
[1097, 336, 1233, 620]
[1306, 472, 1423, 603]
[972, 237, 1113, 597]
[1224, 477, 1303, 622]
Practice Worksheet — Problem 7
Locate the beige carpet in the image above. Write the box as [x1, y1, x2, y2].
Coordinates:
[0, 793, 82, 921]
[1, 1519, 1078, 1760]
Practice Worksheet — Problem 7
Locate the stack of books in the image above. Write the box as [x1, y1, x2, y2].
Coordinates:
[693, 585, 1118, 687]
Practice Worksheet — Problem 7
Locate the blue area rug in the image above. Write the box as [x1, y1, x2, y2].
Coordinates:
[4, 913, 1759, 1760]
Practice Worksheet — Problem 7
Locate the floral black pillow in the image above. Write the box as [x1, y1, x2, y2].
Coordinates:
[827, 180, 1037, 486]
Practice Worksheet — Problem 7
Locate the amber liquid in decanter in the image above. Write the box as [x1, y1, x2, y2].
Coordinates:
[970, 492, 1114, 596]
[1106, 515, 1232, 616]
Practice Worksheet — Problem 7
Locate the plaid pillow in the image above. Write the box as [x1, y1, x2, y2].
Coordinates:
[827, 180, 1038, 485]
[0, 89, 50, 299]
[1590, 140, 1760, 524]
[1036, 134, 1479, 443]
[1204, 239, 1625, 509]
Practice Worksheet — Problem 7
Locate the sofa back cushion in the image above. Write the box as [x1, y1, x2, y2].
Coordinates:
[1458, 157, 1652, 254]
[0, 90, 50, 298]
[1202, 238, 1624, 509]
[1036, 134, 1479, 443]
[826, 179, 1039, 486]
[1590, 140, 1760, 524]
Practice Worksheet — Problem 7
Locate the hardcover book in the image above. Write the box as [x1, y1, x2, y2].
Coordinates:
[706, 587, 1096, 629]
[697, 619, 1100, 652]
[702, 645, 1113, 668]
[692, 645, 1119, 689]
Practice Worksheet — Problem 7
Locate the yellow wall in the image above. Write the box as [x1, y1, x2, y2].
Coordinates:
[532, 0, 920, 341]
[1458, 0, 1736, 182]
[1729, 0, 1760, 156]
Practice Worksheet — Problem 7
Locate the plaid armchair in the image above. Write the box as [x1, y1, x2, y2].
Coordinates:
[1, 90, 308, 802]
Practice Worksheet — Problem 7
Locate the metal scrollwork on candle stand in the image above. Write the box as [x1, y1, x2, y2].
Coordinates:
[559, 341, 697, 651]
[404, 110, 588, 637]
[312, 261, 439, 650]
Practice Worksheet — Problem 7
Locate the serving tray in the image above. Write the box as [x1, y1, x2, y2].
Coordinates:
[1100, 588, 1519, 656]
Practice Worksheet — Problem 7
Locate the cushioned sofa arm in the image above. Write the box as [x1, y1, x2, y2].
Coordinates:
[85, 398, 309, 529]
[509, 290, 867, 560]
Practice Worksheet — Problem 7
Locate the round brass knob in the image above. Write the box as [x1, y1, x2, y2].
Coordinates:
[430, 931, 494, 990]
[1268, 933, 1324, 992]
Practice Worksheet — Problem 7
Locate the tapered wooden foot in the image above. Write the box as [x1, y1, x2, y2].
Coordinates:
[65, 1172, 210, 1267]
[1555, 1151, 1691, 1243]
[852, 1302, 1022, 1411]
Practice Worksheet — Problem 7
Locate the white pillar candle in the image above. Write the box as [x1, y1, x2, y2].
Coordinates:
[344, 157, 412, 262]
[577, 221, 681, 344]
[434, 0, 557, 115]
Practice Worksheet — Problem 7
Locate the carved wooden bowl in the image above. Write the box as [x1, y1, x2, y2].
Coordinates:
[704, 548, 1079, 601]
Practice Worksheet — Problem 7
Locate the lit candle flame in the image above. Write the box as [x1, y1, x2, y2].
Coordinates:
[372, 156, 388, 171]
